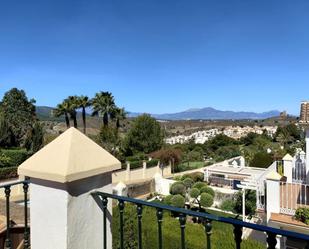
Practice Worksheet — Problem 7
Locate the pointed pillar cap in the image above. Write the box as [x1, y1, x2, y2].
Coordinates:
[266, 171, 282, 181]
[282, 154, 293, 161]
[18, 128, 121, 183]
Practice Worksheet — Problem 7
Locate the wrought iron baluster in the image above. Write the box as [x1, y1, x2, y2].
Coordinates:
[266, 232, 277, 249]
[118, 200, 125, 249]
[137, 204, 143, 249]
[102, 197, 108, 249]
[233, 225, 242, 249]
[5, 186, 11, 249]
[204, 219, 212, 249]
[179, 213, 186, 249]
[23, 182, 30, 249]
[156, 208, 163, 249]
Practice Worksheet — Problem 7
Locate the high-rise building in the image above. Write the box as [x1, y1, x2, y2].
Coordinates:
[300, 101, 309, 123]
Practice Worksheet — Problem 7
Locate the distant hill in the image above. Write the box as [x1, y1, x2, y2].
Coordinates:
[36, 106, 62, 121]
[128, 107, 281, 120]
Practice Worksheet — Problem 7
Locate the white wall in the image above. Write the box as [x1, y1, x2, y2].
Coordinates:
[266, 179, 280, 221]
[30, 174, 113, 249]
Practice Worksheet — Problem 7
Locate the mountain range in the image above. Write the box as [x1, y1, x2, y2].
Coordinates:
[129, 107, 281, 120]
[36, 106, 281, 121]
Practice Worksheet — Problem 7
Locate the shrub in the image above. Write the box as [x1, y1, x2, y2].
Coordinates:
[0, 167, 18, 180]
[171, 194, 185, 208]
[181, 172, 204, 182]
[190, 188, 200, 199]
[170, 182, 186, 196]
[295, 207, 309, 225]
[200, 186, 215, 197]
[163, 195, 174, 205]
[129, 160, 143, 169]
[220, 199, 235, 212]
[147, 159, 159, 168]
[192, 182, 207, 190]
[126, 153, 147, 162]
[0, 149, 29, 168]
[200, 193, 214, 208]
[182, 178, 194, 189]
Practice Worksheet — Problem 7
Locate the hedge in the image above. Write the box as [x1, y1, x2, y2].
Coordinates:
[147, 159, 159, 168]
[0, 167, 18, 180]
[180, 172, 204, 182]
[170, 182, 186, 196]
[129, 161, 143, 169]
[0, 149, 30, 168]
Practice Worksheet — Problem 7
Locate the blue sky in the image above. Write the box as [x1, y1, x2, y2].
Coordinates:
[0, 0, 308, 115]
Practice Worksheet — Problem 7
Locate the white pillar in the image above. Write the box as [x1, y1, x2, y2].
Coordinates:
[242, 189, 246, 221]
[283, 154, 293, 183]
[30, 175, 113, 249]
[306, 128, 309, 179]
[266, 172, 282, 221]
[17, 128, 121, 249]
[126, 162, 131, 181]
[142, 161, 147, 178]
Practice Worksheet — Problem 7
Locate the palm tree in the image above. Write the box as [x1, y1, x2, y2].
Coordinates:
[112, 107, 127, 129]
[76, 95, 90, 134]
[91, 91, 117, 127]
[65, 96, 78, 128]
[53, 102, 71, 128]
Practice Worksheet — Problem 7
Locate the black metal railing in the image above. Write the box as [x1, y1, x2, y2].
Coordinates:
[0, 179, 30, 249]
[92, 191, 309, 249]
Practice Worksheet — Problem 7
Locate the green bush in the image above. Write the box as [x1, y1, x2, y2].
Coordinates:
[220, 199, 235, 212]
[295, 207, 309, 225]
[126, 153, 147, 162]
[170, 182, 186, 196]
[180, 172, 204, 182]
[200, 193, 214, 208]
[192, 182, 207, 190]
[0, 167, 18, 180]
[129, 160, 143, 169]
[171, 194, 185, 208]
[182, 178, 194, 189]
[200, 186, 215, 197]
[0, 149, 29, 168]
[163, 195, 174, 205]
[147, 159, 159, 168]
[190, 188, 200, 199]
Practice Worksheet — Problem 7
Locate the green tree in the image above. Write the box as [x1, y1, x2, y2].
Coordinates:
[24, 122, 44, 153]
[0, 88, 36, 146]
[112, 107, 127, 130]
[66, 96, 79, 128]
[150, 147, 183, 173]
[0, 112, 15, 147]
[234, 190, 256, 216]
[98, 126, 119, 154]
[76, 95, 91, 134]
[53, 102, 71, 128]
[123, 114, 164, 155]
[92, 91, 117, 127]
[250, 151, 273, 168]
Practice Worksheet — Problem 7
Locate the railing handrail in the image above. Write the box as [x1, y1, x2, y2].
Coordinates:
[92, 191, 309, 241]
[0, 179, 29, 189]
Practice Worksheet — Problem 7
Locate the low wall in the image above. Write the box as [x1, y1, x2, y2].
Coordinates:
[112, 161, 171, 184]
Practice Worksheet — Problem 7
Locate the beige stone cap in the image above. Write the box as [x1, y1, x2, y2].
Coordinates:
[18, 127, 121, 183]
[282, 154, 293, 161]
[266, 171, 282, 181]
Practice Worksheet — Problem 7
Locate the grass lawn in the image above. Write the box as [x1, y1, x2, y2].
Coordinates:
[112, 204, 264, 249]
[178, 161, 205, 172]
